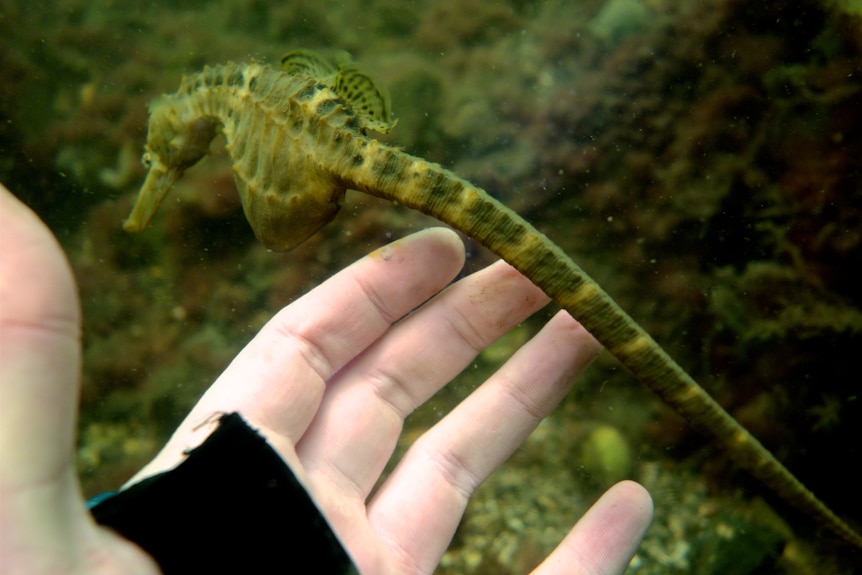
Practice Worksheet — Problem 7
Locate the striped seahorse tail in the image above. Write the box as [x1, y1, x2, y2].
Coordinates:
[332, 135, 862, 548]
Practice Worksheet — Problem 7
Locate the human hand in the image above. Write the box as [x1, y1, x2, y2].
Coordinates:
[0, 183, 652, 574]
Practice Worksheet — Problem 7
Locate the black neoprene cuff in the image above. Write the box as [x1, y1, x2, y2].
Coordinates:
[89, 412, 358, 574]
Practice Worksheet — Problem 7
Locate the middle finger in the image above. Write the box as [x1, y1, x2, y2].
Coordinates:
[296, 259, 549, 499]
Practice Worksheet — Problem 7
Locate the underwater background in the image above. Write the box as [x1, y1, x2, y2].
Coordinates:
[1, 0, 861, 573]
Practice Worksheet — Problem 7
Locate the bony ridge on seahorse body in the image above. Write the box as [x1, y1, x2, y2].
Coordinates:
[123, 50, 862, 548]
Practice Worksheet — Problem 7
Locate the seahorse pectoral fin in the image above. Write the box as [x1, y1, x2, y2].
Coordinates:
[123, 166, 181, 232]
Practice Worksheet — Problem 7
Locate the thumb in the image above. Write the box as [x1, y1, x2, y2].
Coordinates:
[0, 182, 81, 487]
[0, 183, 87, 567]
[1, 184, 160, 574]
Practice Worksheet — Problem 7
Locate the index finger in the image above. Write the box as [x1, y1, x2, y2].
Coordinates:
[131, 227, 466, 481]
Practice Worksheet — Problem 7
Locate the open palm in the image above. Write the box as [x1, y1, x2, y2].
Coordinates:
[1, 184, 652, 574]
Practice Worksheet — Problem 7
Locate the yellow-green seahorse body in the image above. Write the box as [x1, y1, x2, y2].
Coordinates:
[124, 56, 862, 548]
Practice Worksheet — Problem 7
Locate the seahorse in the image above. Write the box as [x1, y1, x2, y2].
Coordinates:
[123, 51, 862, 548]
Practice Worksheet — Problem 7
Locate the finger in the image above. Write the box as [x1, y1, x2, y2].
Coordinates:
[0, 185, 103, 568]
[366, 311, 602, 573]
[131, 227, 465, 482]
[296, 259, 550, 499]
[0, 184, 81, 489]
[532, 481, 653, 575]
[0, 186, 160, 574]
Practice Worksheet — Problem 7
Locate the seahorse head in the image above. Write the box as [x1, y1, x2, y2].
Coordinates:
[124, 96, 219, 232]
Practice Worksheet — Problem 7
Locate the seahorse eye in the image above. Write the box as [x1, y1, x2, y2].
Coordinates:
[141, 151, 153, 169]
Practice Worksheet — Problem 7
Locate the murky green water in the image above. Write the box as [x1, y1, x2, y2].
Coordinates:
[2, 1, 860, 572]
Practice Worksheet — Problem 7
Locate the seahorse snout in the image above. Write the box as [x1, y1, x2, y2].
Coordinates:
[123, 166, 181, 233]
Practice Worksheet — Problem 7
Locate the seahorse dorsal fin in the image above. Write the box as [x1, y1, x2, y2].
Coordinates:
[334, 62, 397, 133]
[281, 49, 397, 134]
[280, 49, 337, 81]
